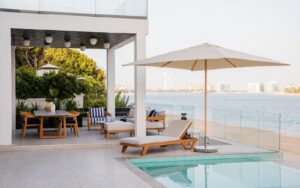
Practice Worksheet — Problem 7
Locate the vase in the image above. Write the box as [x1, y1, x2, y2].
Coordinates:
[44, 102, 56, 112]
[50, 102, 56, 112]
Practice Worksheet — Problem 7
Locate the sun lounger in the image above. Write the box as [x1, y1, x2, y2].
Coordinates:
[104, 121, 134, 139]
[120, 120, 198, 156]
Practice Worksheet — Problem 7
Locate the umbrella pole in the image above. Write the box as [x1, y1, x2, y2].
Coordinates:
[194, 59, 218, 153]
[204, 60, 208, 148]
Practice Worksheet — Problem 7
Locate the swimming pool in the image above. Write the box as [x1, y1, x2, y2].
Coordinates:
[130, 153, 300, 188]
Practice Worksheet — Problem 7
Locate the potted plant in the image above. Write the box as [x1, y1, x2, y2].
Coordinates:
[45, 86, 59, 112]
[115, 91, 132, 117]
[65, 99, 83, 127]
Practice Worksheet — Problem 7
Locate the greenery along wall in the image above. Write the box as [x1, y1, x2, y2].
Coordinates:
[16, 47, 107, 107]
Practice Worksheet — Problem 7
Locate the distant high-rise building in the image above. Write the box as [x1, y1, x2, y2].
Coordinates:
[248, 82, 264, 93]
[216, 84, 230, 92]
[266, 81, 279, 93]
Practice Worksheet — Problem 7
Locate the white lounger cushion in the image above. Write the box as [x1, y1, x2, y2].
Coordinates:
[163, 120, 192, 139]
[146, 121, 164, 128]
[120, 120, 192, 145]
[120, 136, 178, 145]
[126, 118, 135, 123]
[104, 121, 134, 131]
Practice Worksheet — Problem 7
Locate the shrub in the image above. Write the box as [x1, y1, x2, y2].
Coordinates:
[115, 91, 132, 108]
[30, 102, 40, 112]
[16, 67, 87, 102]
[65, 99, 78, 111]
[83, 76, 106, 107]
[16, 66, 42, 99]
[16, 101, 30, 113]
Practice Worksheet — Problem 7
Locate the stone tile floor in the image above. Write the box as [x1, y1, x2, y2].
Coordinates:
[1, 127, 298, 188]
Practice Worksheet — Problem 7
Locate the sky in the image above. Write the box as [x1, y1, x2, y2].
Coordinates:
[84, 0, 300, 91]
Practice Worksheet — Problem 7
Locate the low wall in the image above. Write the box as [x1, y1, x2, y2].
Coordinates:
[17, 94, 84, 110]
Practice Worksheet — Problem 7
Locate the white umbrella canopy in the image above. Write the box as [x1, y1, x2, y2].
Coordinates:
[125, 43, 288, 152]
[125, 43, 288, 70]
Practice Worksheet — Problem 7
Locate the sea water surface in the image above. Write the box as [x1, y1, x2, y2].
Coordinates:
[129, 92, 300, 136]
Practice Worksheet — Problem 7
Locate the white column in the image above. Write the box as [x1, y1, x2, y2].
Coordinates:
[134, 34, 146, 136]
[0, 27, 12, 145]
[11, 46, 16, 131]
[107, 49, 115, 117]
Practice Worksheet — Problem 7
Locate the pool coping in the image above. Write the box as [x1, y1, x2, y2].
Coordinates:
[117, 157, 166, 188]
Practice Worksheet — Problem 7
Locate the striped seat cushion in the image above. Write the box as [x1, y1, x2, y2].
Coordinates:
[89, 107, 105, 117]
[66, 118, 75, 124]
[90, 117, 106, 124]
[148, 109, 159, 117]
[24, 118, 40, 124]
[89, 107, 106, 124]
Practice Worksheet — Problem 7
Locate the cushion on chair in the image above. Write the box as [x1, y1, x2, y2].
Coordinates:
[146, 121, 164, 129]
[90, 117, 106, 124]
[158, 110, 165, 116]
[126, 118, 135, 123]
[128, 108, 135, 118]
[89, 107, 105, 118]
[66, 118, 75, 124]
[163, 120, 192, 139]
[148, 109, 159, 117]
[104, 121, 134, 131]
[24, 118, 40, 124]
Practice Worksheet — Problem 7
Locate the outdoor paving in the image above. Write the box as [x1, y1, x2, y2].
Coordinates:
[0, 144, 276, 188]
[1, 125, 296, 188]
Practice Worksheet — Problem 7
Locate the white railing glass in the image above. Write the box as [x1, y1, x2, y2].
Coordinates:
[0, 0, 147, 18]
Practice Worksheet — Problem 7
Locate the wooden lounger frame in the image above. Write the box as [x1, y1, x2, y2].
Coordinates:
[120, 121, 198, 156]
[104, 129, 134, 139]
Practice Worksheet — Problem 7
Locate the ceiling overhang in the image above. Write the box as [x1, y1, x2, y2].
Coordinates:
[11, 29, 135, 49]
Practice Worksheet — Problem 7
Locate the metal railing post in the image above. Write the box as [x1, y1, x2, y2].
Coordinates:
[278, 114, 282, 151]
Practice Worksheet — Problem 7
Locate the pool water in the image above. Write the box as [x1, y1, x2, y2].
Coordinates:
[130, 154, 300, 188]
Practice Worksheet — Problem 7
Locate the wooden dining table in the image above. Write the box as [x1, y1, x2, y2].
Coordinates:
[34, 110, 70, 139]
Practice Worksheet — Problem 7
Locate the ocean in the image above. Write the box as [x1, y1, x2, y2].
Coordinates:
[129, 92, 300, 136]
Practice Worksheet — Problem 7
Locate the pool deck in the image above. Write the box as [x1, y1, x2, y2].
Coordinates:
[0, 127, 299, 188]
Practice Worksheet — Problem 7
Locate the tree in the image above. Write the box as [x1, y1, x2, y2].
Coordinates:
[16, 67, 87, 101]
[16, 66, 42, 99]
[15, 47, 106, 107]
[16, 47, 46, 69]
[43, 49, 105, 82]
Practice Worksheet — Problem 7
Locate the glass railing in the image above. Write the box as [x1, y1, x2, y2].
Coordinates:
[210, 108, 281, 151]
[148, 103, 281, 152]
[147, 103, 195, 122]
[0, 0, 147, 18]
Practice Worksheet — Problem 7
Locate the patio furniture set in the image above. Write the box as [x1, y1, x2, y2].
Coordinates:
[20, 110, 80, 139]
[20, 107, 198, 156]
[20, 107, 167, 139]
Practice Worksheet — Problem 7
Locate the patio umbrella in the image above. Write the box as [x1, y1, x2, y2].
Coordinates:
[125, 43, 288, 152]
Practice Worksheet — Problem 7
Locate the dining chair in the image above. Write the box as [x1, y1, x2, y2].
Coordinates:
[20, 112, 40, 138]
[66, 111, 80, 137]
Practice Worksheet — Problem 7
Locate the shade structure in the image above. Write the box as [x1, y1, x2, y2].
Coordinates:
[39, 63, 60, 70]
[124, 43, 288, 151]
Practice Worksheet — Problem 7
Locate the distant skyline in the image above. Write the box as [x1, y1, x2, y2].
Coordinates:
[84, 0, 300, 91]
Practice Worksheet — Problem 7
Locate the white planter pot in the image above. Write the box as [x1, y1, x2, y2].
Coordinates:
[50, 103, 56, 112]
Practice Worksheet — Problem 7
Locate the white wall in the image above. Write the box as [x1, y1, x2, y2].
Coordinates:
[0, 12, 148, 145]
[18, 95, 84, 110]
[134, 34, 147, 136]
[0, 27, 12, 145]
[0, 12, 148, 35]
